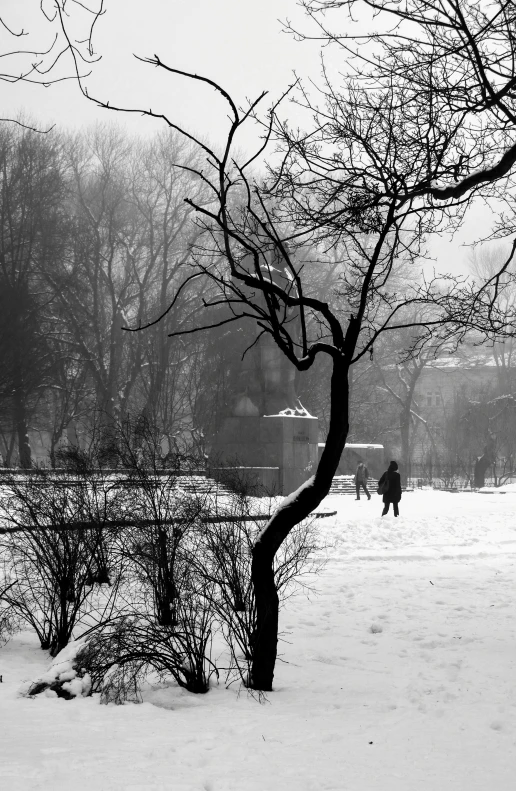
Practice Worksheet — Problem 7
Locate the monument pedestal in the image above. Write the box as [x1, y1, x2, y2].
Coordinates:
[210, 414, 319, 496]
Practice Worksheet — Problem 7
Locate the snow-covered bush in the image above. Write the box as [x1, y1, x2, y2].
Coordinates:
[67, 620, 146, 704]
[73, 609, 218, 700]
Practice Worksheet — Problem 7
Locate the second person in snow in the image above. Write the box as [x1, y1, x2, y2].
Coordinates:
[378, 460, 402, 517]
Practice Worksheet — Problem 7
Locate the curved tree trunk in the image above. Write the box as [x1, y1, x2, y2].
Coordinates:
[250, 357, 349, 691]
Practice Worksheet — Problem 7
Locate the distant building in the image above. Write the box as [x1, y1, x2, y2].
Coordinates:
[411, 353, 500, 466]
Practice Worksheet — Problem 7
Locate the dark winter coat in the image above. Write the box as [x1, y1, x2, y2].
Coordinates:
[378, 470, 402, 503]
[354, 463, 369, 484]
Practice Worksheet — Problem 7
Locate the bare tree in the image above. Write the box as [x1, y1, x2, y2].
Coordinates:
[0, 123, 67, 466]
[124, 131, 213, 439]
[372, 317, 453, 481]
[41, 126, 144, 455]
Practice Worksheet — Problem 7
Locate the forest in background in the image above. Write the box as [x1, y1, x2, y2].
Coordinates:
[0, 121, 514, 481]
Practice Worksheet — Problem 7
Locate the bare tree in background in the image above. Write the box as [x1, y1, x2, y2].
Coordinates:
[0, 125, 67, 467]
[373, 317, 451, 482]
[470, 245, 516, 393]
[125, 132, 213, 440]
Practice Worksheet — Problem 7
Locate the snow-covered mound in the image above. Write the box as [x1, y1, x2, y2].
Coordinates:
[478, 482, 516, 494]
[22, 639, 91, 699]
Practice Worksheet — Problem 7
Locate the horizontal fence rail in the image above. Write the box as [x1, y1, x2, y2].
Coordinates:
[0, 510, 336, 536]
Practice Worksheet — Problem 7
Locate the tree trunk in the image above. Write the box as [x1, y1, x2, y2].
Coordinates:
[13, 387, 31, 469]
[250, 357, 349, 691]
[399, 407, 411, 485]
[97, 386, 119, 467]
[0, 430, 16, 468]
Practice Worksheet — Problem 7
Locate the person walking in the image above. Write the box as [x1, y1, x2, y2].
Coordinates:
[354, 461, 371, 500]
[378, 460, 402, 517]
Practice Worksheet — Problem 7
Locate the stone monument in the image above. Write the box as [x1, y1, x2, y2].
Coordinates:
[209, 252, 319, 495]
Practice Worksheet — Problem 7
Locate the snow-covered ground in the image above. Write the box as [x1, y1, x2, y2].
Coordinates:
[1, 490, 516, 790]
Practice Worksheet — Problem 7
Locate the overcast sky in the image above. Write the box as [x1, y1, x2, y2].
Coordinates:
[1, 1, 322, 146]
[0, 0, 504, 273]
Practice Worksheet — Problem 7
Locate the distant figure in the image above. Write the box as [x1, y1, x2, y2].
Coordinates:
[473, 445, 494, 489]
[354, 461, 371, 500]
[378, 460, 402, 517]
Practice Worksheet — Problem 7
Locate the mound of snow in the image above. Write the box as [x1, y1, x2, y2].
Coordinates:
[24, 638, 91, 699]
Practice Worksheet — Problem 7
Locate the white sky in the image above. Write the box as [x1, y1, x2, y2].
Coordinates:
[0, 0, 505, 273]
[1, 1, 321, 148]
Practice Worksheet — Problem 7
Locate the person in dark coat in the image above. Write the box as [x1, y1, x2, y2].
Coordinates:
[378, 460, 402, 517]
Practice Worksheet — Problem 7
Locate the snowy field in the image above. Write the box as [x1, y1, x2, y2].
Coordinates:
[1, 489, 516, 791]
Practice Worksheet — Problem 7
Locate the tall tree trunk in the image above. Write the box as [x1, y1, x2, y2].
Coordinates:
[97, 370, 120, 466]
[250, 357, 349, 691]
[13, 385, 31, 469]
[1, 430, 16, 468]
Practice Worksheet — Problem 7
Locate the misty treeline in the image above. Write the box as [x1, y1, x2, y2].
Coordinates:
[2, 119, 514, 487]
[0, 120, 461, 470]
[0, 121, 254, 467]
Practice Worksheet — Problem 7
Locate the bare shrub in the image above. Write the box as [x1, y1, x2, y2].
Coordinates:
[92, 430, 220, 695]
[0, 468, 125, 655]
[122, 482, 208, 628]
[0, 581, 19, 647]
[3, 424, 326, 698]
[76, 594, 218, 699]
